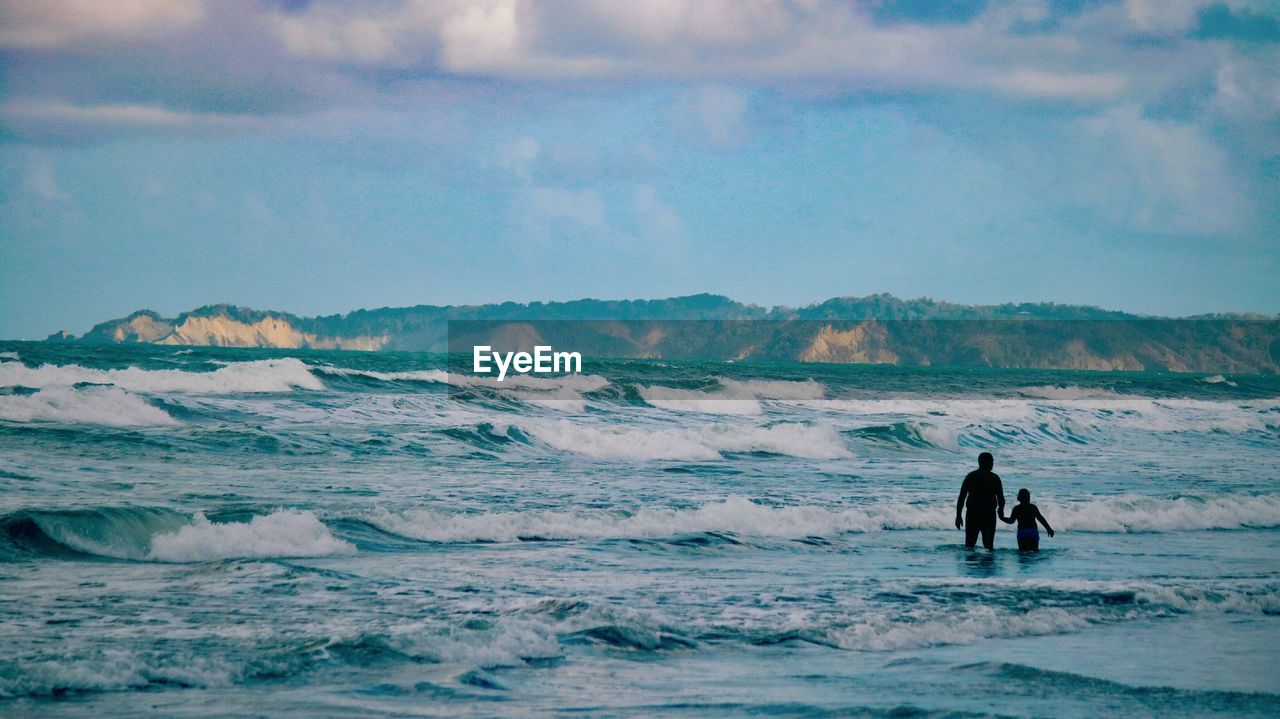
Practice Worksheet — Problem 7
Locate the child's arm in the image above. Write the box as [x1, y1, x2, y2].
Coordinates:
[999, 507, 1015, 524]
[1035, 507, 1055, 537]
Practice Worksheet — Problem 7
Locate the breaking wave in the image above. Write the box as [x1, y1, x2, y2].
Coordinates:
[362, 493, 1280, 544]
[313, 366, 449, 383]
[811, 580, 1280, 651]
[0, 358, 324, 394]
[1, 507, 353, 562]
[0, 386, 176, 426]
[639, 377, 824, 414]
[519, 420, 851, 460]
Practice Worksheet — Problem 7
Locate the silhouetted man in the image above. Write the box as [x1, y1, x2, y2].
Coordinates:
[955, 452, 1005, 549]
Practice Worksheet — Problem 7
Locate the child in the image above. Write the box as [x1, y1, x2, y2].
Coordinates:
[1000, 488, 1055, 551]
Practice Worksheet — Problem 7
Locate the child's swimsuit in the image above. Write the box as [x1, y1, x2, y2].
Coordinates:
[1016, 528, 1039, 541]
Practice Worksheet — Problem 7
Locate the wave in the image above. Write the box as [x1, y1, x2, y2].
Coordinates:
[1018, 385, 1128, 400]
[812, 580, 1280, 652]
[637, 386, 764, 415]
[0, 386, 177, 426]
[148, 510, 355, 561]
[519, 420, 851, 461]
[452, 373, 609, 393]
[313, 365, 449, 383]
[1, 507, 353, 562]
[0, 648, 243, 698]
[364, 493, 1280, 544]
[823, 397, 1280, 441]
[1048, 493, 1280, 532]
[1200, 374, 1239, 387]
[638, 377, 824, 414]
[847, 421, 962, 451]
[0, 351, 19, 361]
[0, 358, 324, 394]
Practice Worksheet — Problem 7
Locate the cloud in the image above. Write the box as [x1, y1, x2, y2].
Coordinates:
[0, 0, 1275, 242]
[1070, 105, 1250, 235]
[20, 150, 70, 202]
[668, 86, 750, 150]
[523, 186, 607, 228]
[496, 136, 541, 181]
[0, 100, 268, 144]
[440, 0, 521, 71]
[0, 0, 206, 48]
[633, 184, 686, 249]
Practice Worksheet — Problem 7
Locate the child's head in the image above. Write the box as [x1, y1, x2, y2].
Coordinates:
[1017, 488, 1030, 503]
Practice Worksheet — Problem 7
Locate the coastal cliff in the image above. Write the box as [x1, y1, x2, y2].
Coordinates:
[53, 295, 1280, 373]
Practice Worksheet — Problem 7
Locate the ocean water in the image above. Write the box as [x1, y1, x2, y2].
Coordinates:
[1, 342, 1278, 717]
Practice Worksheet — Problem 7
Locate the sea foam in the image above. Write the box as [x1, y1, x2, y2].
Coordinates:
[639, 377, 825, 414]
[366, 493, 1280, 544]
[0, 386, 177, 426]
[147, 509, 355, 562]
[0, 358, 324, 394]
[521, 420, 851, 460]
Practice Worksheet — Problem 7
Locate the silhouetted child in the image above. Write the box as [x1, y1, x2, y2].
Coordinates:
[1000, 488, 1054, 551]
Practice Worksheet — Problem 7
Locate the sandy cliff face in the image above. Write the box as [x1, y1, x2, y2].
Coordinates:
[151, 315, 388, 350]
[800, 323, 900, 364]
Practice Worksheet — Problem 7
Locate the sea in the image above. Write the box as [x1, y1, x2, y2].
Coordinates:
[1, 342, 1278, 717]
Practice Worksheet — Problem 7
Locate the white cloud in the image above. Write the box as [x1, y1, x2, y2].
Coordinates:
[497, 136, 541, 181]
[0, 101, 267, 143]
[522, 186, 607, 228]
[1071, 105, 1249, 235]
[633, 184, 686, 248]
[21, 151, 70, 202]
[440, 0, 521, 71]
[668, 86, 750, 150]
[0, 0, 206, 48]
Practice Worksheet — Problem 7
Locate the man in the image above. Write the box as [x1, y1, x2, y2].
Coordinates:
[955, 452, 1005, 550]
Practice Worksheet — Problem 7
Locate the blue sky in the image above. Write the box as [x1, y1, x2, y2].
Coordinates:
[1, 0, 1278, 338]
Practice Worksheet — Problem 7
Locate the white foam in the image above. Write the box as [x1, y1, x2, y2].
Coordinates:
[452, 373, 609, 393]
[0, 358, 325, 394]
[820, 397, 1280, 439]
[368, 493, 1280, 543]
[1044, 493, 1280, 532]
[147, 509, 355, 562]
[717, 377, 825, 400]
[0, 351, 19, 361]
[0, 650, 239, 698]
[369, 496, 947, 543]
[0, 386, 177, 426]
[1018, 385, 1127, 400]
[318, 366, 449, 383]
[638, 377, 824, 414]
[521, 420, 851, 461]
[638, 386, 762, 415]
[827, 605, 1092, 651]
[1201, 374, 1237, 386]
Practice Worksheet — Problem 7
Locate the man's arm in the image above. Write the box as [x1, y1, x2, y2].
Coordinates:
[994, 474, 1005, 516]
[1036, 508, 1055, 537]
[955, 476, 969, 529]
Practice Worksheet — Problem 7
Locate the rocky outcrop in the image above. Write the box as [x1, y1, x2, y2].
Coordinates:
[75, 305, 388, 350]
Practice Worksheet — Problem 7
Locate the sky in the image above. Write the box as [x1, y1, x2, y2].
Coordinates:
[1, 1, 1278, 339]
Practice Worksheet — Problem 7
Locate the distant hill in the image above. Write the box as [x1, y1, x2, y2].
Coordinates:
[49, 294, 1280, 373]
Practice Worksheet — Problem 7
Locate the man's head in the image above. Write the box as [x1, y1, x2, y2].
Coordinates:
[978, 452, 994, 470]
